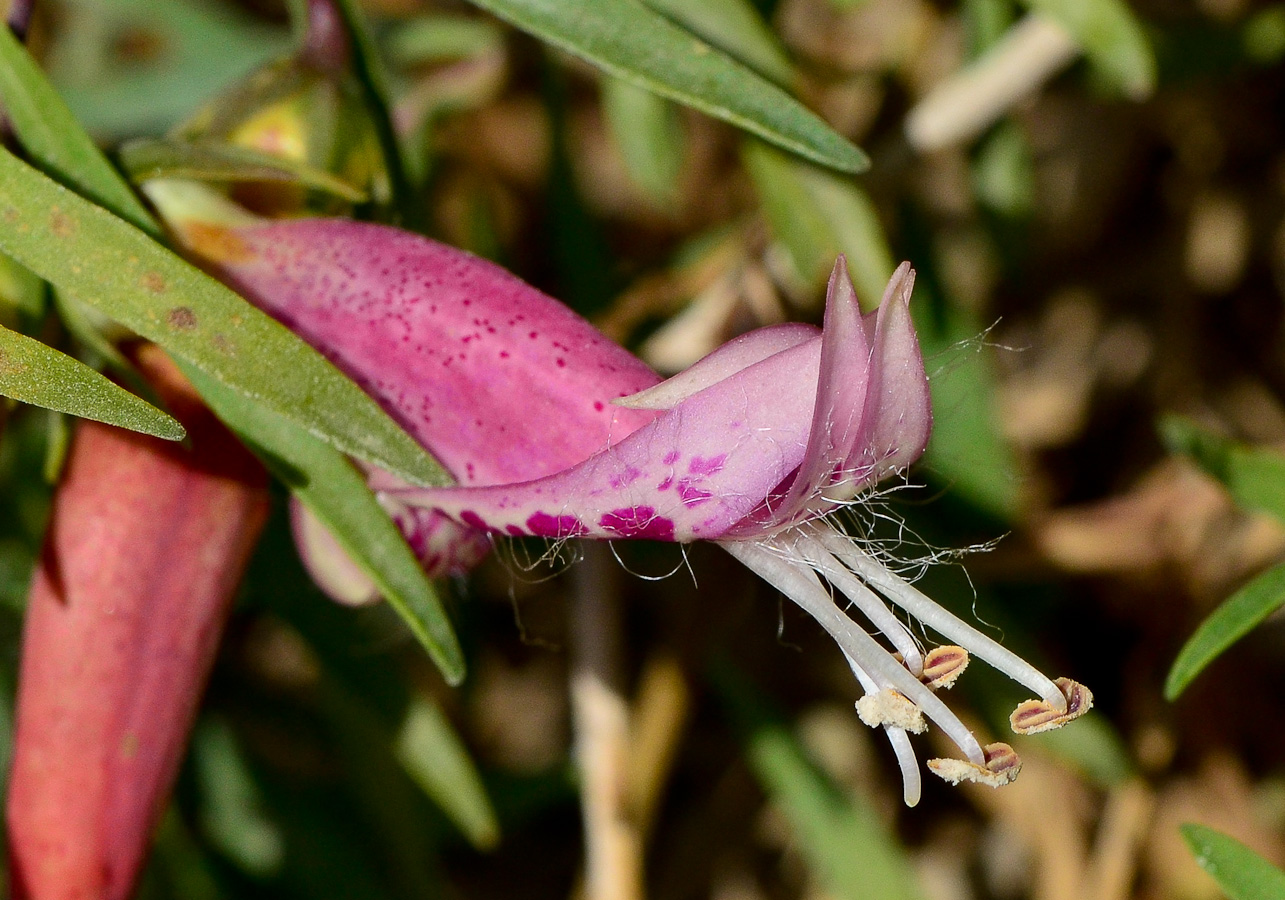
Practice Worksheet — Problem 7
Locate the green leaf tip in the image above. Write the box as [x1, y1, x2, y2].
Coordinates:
[0, 325, 185, 440]
[1165, 562, 1285, 702]
[466, 0, 868, 173]
[1181, 823, 1285, 900]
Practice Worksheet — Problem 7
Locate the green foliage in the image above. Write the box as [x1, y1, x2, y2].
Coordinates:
[182, 364, 463, 685]
[1181, 824, 1285, 900]
[1161, 415, 1285, 525]
[1165, 561, 1285, 701]
[464, 0, 868, 173]
[0, 324, 183, 440]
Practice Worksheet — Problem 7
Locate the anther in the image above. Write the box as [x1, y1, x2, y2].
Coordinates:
[1009, 677, 1093, 735]
[927, 742, 1022, 788]
[920, 645, 969, 690]
[856, 690, 928, 734]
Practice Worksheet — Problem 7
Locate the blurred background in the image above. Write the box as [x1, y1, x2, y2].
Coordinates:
[2, 0, 1285, 897]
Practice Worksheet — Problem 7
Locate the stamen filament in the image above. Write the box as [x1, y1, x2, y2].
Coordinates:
[840, 652, 922, 807]
[794, 533, 925, 676]
[815, 528, 1068, 713]
[723, 541, 986, 765]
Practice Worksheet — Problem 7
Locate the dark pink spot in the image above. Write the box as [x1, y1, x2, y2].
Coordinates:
[593, 401, 604, 411]
[505, 525, 525, 536]
[526, 512, 589, 537]
[599, 507, 675, 540]
[657, 476, 673, 491]
[688, 455, 727, 476]
[459, 510, 488, 531]
[662, 451, 681, 466]
[556, 358, 566, 368]
[676, 479, 713, 506]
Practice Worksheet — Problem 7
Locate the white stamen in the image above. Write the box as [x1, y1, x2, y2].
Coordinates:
[724, 541, 986, 766]
[815, 528, 1068, 713]
[841, 652, 922, 807]
[795, 531, 925, 676]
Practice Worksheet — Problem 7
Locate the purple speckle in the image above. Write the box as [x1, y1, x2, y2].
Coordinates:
[657, 476, 673, 491]
[526, 512, 589, 537]
[662, 450, 681, 466]
[688, 455, 727, 476]
[505, 525, 525, 536]
[599, 507, 675, 540]
[608, 467, 643, 489]
[676, 479, 713, 506]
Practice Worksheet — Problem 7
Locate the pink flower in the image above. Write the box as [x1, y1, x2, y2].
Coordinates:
[6, 347, 269, 899]
[191, 217, 1091, 805]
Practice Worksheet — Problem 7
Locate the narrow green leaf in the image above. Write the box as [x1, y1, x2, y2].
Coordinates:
[742, 139, 838, 290]
[395, 698, 499, 849]
[643, 0, 794, 86]
[1165, 561, 1285, 702]
[744, 140, 895, 306]
[466, 0, 867, 173]
[0, 25, 159, 237]
[715, 666, 924, 900]
[1020, 0, 1156, 98]
[1161, 415, 1285, 525]
[0, 147, 443, 486]
[1181, 823, 1285, 900]
[0, 324, 184, 440]
[180, 363, 464, 686]
[602, 77, 684, 208]
[796, 165, 897, 307]
[119, 138, 368, 203]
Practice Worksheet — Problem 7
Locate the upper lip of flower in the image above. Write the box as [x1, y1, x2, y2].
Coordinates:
[194, 214, 1092, 807]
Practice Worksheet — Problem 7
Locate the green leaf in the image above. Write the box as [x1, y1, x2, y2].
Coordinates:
[0, 25, 159, 238]
[0, 324, 184, 440]
[742, 139, 839, 290]
[642, 0, 794, 86]
[1181, 823, 1285, 900]
[46, 0, 289, 138]
[118, 138, 368, 203]
[395, 698, 499, 849]
[0, 147, 443, 486]
[1165, 561, 1285, 702]
[179, 363, 464, 686]
[1020, 0, 1156, 98]
[1161, 415, 1285, 525]
[465, 0, 867, 173]
[715, 665, 924, 900]
[602, 77, 684, 208]
[743, 140, 894, 305]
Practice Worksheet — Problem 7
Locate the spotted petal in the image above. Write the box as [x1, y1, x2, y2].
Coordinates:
[394, 339, 823, 541]
[191, 218, 663, 486]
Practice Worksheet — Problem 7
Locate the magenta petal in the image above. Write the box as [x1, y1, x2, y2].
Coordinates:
[759, 256, 873, 528]
[855, 263, 931, 477]
[205, 219, 662, 486]
[392, 339, 824, 541]
[617, 323, 819, 411]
